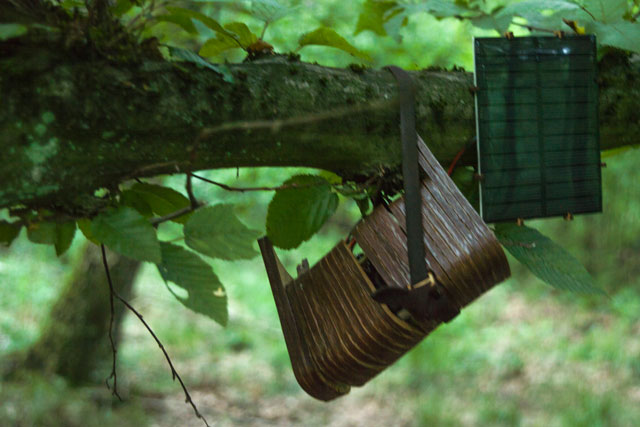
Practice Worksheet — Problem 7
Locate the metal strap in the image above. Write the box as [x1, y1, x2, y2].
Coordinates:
[384, 66, 429, 287]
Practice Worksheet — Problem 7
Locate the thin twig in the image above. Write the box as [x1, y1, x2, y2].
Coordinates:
[150, 204, 203, 226]
[196, 98, 395, 143]
[186, 172, 198, 208]
[191, 171, 382, 195]
[260, 21, 269, 40]
[100, 246, 210, 427]
[579, 5, 596, 21]
[190, 173, 320, 192]
[101, 244, 122, 401]
[126, 161, 188, 180]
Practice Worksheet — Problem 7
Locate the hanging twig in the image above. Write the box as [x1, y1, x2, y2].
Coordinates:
[101, 244, 122, 401]
[100, 245, 210, 427]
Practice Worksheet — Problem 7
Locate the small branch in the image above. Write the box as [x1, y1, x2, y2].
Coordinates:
[100, 245, 210, 427]
[260, 21, 269, 40]
[101, 244, 122, 401]
[150, 204, 203, 226]
[190, 173, 321, 192]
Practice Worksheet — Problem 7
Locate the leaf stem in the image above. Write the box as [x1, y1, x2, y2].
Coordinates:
[150, 204, 203, 226]
[260, 21, 269, 40]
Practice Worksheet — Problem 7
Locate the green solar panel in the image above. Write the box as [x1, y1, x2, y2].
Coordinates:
[474, 36, 602, 222]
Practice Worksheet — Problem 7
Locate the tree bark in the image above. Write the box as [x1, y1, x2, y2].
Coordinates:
[13, 244, 140, 384]
[0, 36, 637, 214]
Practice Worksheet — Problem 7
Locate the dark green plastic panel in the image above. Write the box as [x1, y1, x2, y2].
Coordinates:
[474, 36, 602, 222]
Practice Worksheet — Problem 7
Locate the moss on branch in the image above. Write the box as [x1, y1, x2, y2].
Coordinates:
[0, 35, 637, 215]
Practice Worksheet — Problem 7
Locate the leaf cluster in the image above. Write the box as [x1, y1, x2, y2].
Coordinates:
[353, 0, 640, 53]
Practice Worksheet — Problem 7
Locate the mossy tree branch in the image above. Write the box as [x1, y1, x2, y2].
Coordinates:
[1, 34, 637, 215]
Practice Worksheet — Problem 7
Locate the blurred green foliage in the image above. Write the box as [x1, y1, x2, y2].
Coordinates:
[2, 150, 639, 424]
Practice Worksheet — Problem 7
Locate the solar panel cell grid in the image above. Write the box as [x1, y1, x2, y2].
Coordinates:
[474, 35, 602, 222]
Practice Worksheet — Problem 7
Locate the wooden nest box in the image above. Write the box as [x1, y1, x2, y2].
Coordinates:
[259, 136, 510, 401]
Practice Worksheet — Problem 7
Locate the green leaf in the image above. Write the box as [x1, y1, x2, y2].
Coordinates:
[405, 0, 474, 19]
[589, 21, 640, 53]
[601, 144, 638, 158]
[200, 35, 243, 57]
[298, 27, 371, 61]
[91, 207, 162, 263]
[251, 0, 297, 23]
[157, 242, 228, 326]
[224, 22, 258, 48]
[0, 24, 27, 41]
[120, 189, 153, 218]
[111, 0, 133, 17]
[155, 14, 199, 34]
[55, 221, 76, 256]
[470, 11, 514, 32]
[166, 7, 237, 39]
[318, 170, 343, 185]
[384, 10, 409, 42]
[266, 174, 339, 249]
[355, 0, 398, 36]
[167, 46, 234, 83]
[27, 221, 57, 245]
[582, 0, 628, 23]
[0, 221, 21, 247]
[494, 223, 605, 294]
[495, 0, 586, 29]
[184, 204, 261, 260]
[129, 183, 191, 224]
[355, 196, 372, 217]
[77, 218, 99, 244]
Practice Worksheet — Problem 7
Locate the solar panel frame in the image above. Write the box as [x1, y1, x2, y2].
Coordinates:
[474, 35, 602, 223]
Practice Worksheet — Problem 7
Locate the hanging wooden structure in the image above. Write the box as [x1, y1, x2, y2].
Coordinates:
[473, 35, 602, 222]
[259, 66, 510, 400]
[259, 133, 510, 400]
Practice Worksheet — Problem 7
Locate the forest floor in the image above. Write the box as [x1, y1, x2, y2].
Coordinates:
[2, 257, 640, 427]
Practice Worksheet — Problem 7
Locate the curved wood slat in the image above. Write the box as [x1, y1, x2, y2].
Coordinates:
[259, 137, 511, 401]
[258, 238, 348, 401]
